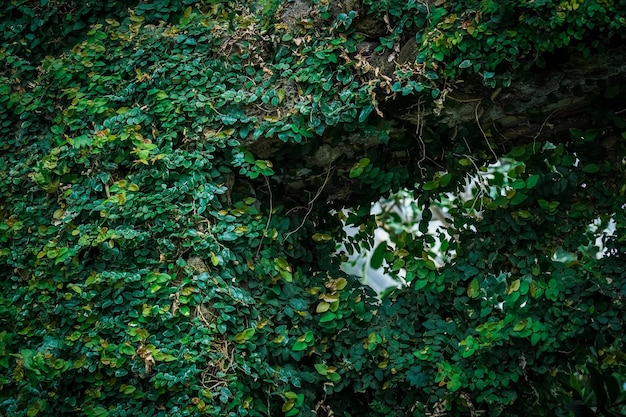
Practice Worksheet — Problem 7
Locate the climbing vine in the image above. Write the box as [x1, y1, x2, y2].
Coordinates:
[1, 1, 625, 416]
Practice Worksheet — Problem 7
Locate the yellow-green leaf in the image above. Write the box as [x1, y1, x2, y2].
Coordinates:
[234, 328, 256, 343]
[513, 319, 528, 332]
[467, 278, 479, 298]
[316, 302, 330, 313]
[507, 279, 520, 294]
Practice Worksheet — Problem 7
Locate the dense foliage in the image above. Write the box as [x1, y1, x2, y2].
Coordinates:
[1, 0, 626, 416]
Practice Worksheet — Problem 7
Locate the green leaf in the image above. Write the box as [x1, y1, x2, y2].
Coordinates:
[359, 105, 374, 123]
[327, 372, 341, 382]
[509, 147, 526, 158]
[507, 279, 520, 294]
[349, 166, 363, 178]
[510, 192, 528, 206]
[357, 158, 370, 167]
[439, 173, 452, 187]
[569, 128, 584, 140]
[312, 233, 332, 241]
[530, 332, 541, 346]
[316, 302, 330, 313]
[119, 344, 135, 355]
[370, 242, 386, 269]
[234, 328, 256, 343]
[512, 179, 526, 189]
[27, 402, 42, 417]
[413, 279, 428, 291]
[280, 269, 293, 282]
[467, 278, 479, 298]
[282, 400, 295, 413]
[582, 164, 599, 173]
[519, 280, 530, 295]
[153, 351, 176, 362]
[447, 378, 462, 391]
[284, 391, 299, 400]
[525, 174, 540, 189]
[413, 347, 432, 360]
[275, 257, 289, 269]
[314, 363, 329, 375]
[319, 312, 336, 323]
[285, 406, 299, 417]
[422, 180, 439, 191]
[513, 319, 528, 332]
[292, 341, 308, 351]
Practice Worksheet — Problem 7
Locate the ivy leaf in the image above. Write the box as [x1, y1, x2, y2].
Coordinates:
[316, 302, 330, 313]
[513, 319, 528, 332]
[315, 363, 329, 375]
[359, 105, 374, 123]
[422, 180, 439, 191]
[326, 372, 341, 382]
[319, 312, 336, 323]
[507, 279, 520, 294]
[510, 192, 528, 205]
[582, 164, 599, 173]
[292, 341, 308, 351]
[526, 174, 540, 189]
[467, 278, 479, 298]
[234, 328, 256, 344]
[406, 366, 428, 388]
[370, 242, 386, 270]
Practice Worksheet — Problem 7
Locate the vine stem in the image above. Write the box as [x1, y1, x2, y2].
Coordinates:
[284, 166, 333, 242]
[475, 102, 498, 162]
[255, 175, 273, 258]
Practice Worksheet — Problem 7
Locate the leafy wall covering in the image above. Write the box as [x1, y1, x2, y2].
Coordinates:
[1, 1, 626, 416]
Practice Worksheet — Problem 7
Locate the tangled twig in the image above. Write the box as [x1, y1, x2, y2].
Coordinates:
[284, 166, 333, 241]
[255, 175, 273, 257]
[474, 102, 498, 162]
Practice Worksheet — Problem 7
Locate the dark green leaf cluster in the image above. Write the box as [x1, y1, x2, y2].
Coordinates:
[365, 0, 626, 87]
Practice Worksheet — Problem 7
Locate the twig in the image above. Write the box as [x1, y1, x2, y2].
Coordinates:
[520, 353, 540, 405]
[414, 97, 427, 177]
[255, 175, 273, 257]
[491, 119, 508, 144]
[462, 136, 472, 155]
[475, 102, 498, 162]
[532, 108, 559, 152]
[416, 131, 427, 177]
[461, 151, 489, 214]
[284, 167, 333, 242]
[285, 205, 308, 215]
[446, 94, 482, 103]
